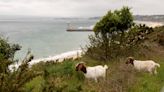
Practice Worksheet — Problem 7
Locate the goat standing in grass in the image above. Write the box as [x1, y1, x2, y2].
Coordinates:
[126, 57, 160, 74]
[75, 62, 108, 82]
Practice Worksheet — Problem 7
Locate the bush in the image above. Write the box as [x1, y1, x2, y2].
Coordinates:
[0, 37, 41, 92]
[85, 25, 153, 61]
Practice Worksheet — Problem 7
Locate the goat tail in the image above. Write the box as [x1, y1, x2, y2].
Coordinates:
[104, 65, 108, 69]
[155, 63, 160, 68]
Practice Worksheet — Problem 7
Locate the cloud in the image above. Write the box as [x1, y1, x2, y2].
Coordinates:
[0, 0, 163, 17]
[126, 0, 164, 15]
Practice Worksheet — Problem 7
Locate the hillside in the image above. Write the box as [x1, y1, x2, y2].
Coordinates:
[24, 26, 164, 92]
[134, 15, 164, 22]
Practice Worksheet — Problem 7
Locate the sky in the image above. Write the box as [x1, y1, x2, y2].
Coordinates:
[0, 0, 164, 17]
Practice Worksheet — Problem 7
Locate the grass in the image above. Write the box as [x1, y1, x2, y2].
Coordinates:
[24, 54, 164, 92]
[24, 76, 44, 92]
[128, 57, 164, 92]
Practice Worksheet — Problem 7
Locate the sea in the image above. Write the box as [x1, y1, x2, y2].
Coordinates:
[0, 16, 97, 60]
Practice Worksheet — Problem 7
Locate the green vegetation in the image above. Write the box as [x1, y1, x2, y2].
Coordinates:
[0, 37, 41, 92]
[90, 7, 134, 60]
[85, 7, 133, 61]
[85, 7, 154, 61]
[0, 6, 164, 92]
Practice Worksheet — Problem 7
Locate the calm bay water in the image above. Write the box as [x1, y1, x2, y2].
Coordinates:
[0, 18, 97, 59]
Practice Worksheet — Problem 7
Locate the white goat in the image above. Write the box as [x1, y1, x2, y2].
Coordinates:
[126, 57, 160, 74]
[76, 62, 108, 82]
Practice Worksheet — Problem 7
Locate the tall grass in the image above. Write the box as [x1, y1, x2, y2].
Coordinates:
[23, 55, 164, 92]
[25, 60, 86, 92]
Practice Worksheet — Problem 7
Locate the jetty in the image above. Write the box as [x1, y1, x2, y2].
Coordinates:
[66, 23, 93, 32]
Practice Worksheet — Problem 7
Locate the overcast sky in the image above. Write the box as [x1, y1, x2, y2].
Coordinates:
[0, 0, 163, 17]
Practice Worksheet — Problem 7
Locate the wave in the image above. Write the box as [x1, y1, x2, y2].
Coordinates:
[78, 25, 94, 30]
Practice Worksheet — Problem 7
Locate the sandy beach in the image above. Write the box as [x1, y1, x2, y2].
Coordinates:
[135, 21, 164, 28]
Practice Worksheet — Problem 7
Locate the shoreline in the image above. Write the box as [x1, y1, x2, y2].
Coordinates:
[9, 49, 83, 70]
[29, 49, 83, 65]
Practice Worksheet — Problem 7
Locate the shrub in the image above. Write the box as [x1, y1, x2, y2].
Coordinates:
[85, 7, 154, 61]
[0, 37, 41, 92]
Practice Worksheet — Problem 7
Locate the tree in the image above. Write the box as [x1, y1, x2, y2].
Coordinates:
[87, 6, 134, 60]
[94, 6, 133, 44]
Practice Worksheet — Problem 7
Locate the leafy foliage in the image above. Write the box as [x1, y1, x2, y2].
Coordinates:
[0, 37, 41, 92]
[85, 7, 154, 61]
[0, 37, 21, 73]
[87, 7, 134, 60]
[94, 6, 133, 44]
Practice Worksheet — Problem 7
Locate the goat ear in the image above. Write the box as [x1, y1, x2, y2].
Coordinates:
[129, 57, 134, 62]
[75, 63, 80, 71]
[126, 57, 134, 65]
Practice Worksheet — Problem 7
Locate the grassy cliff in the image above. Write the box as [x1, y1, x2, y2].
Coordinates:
[24, 26, 164, 92]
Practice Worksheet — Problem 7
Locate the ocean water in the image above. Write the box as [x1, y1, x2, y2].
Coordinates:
[0, 18, 97, 59]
